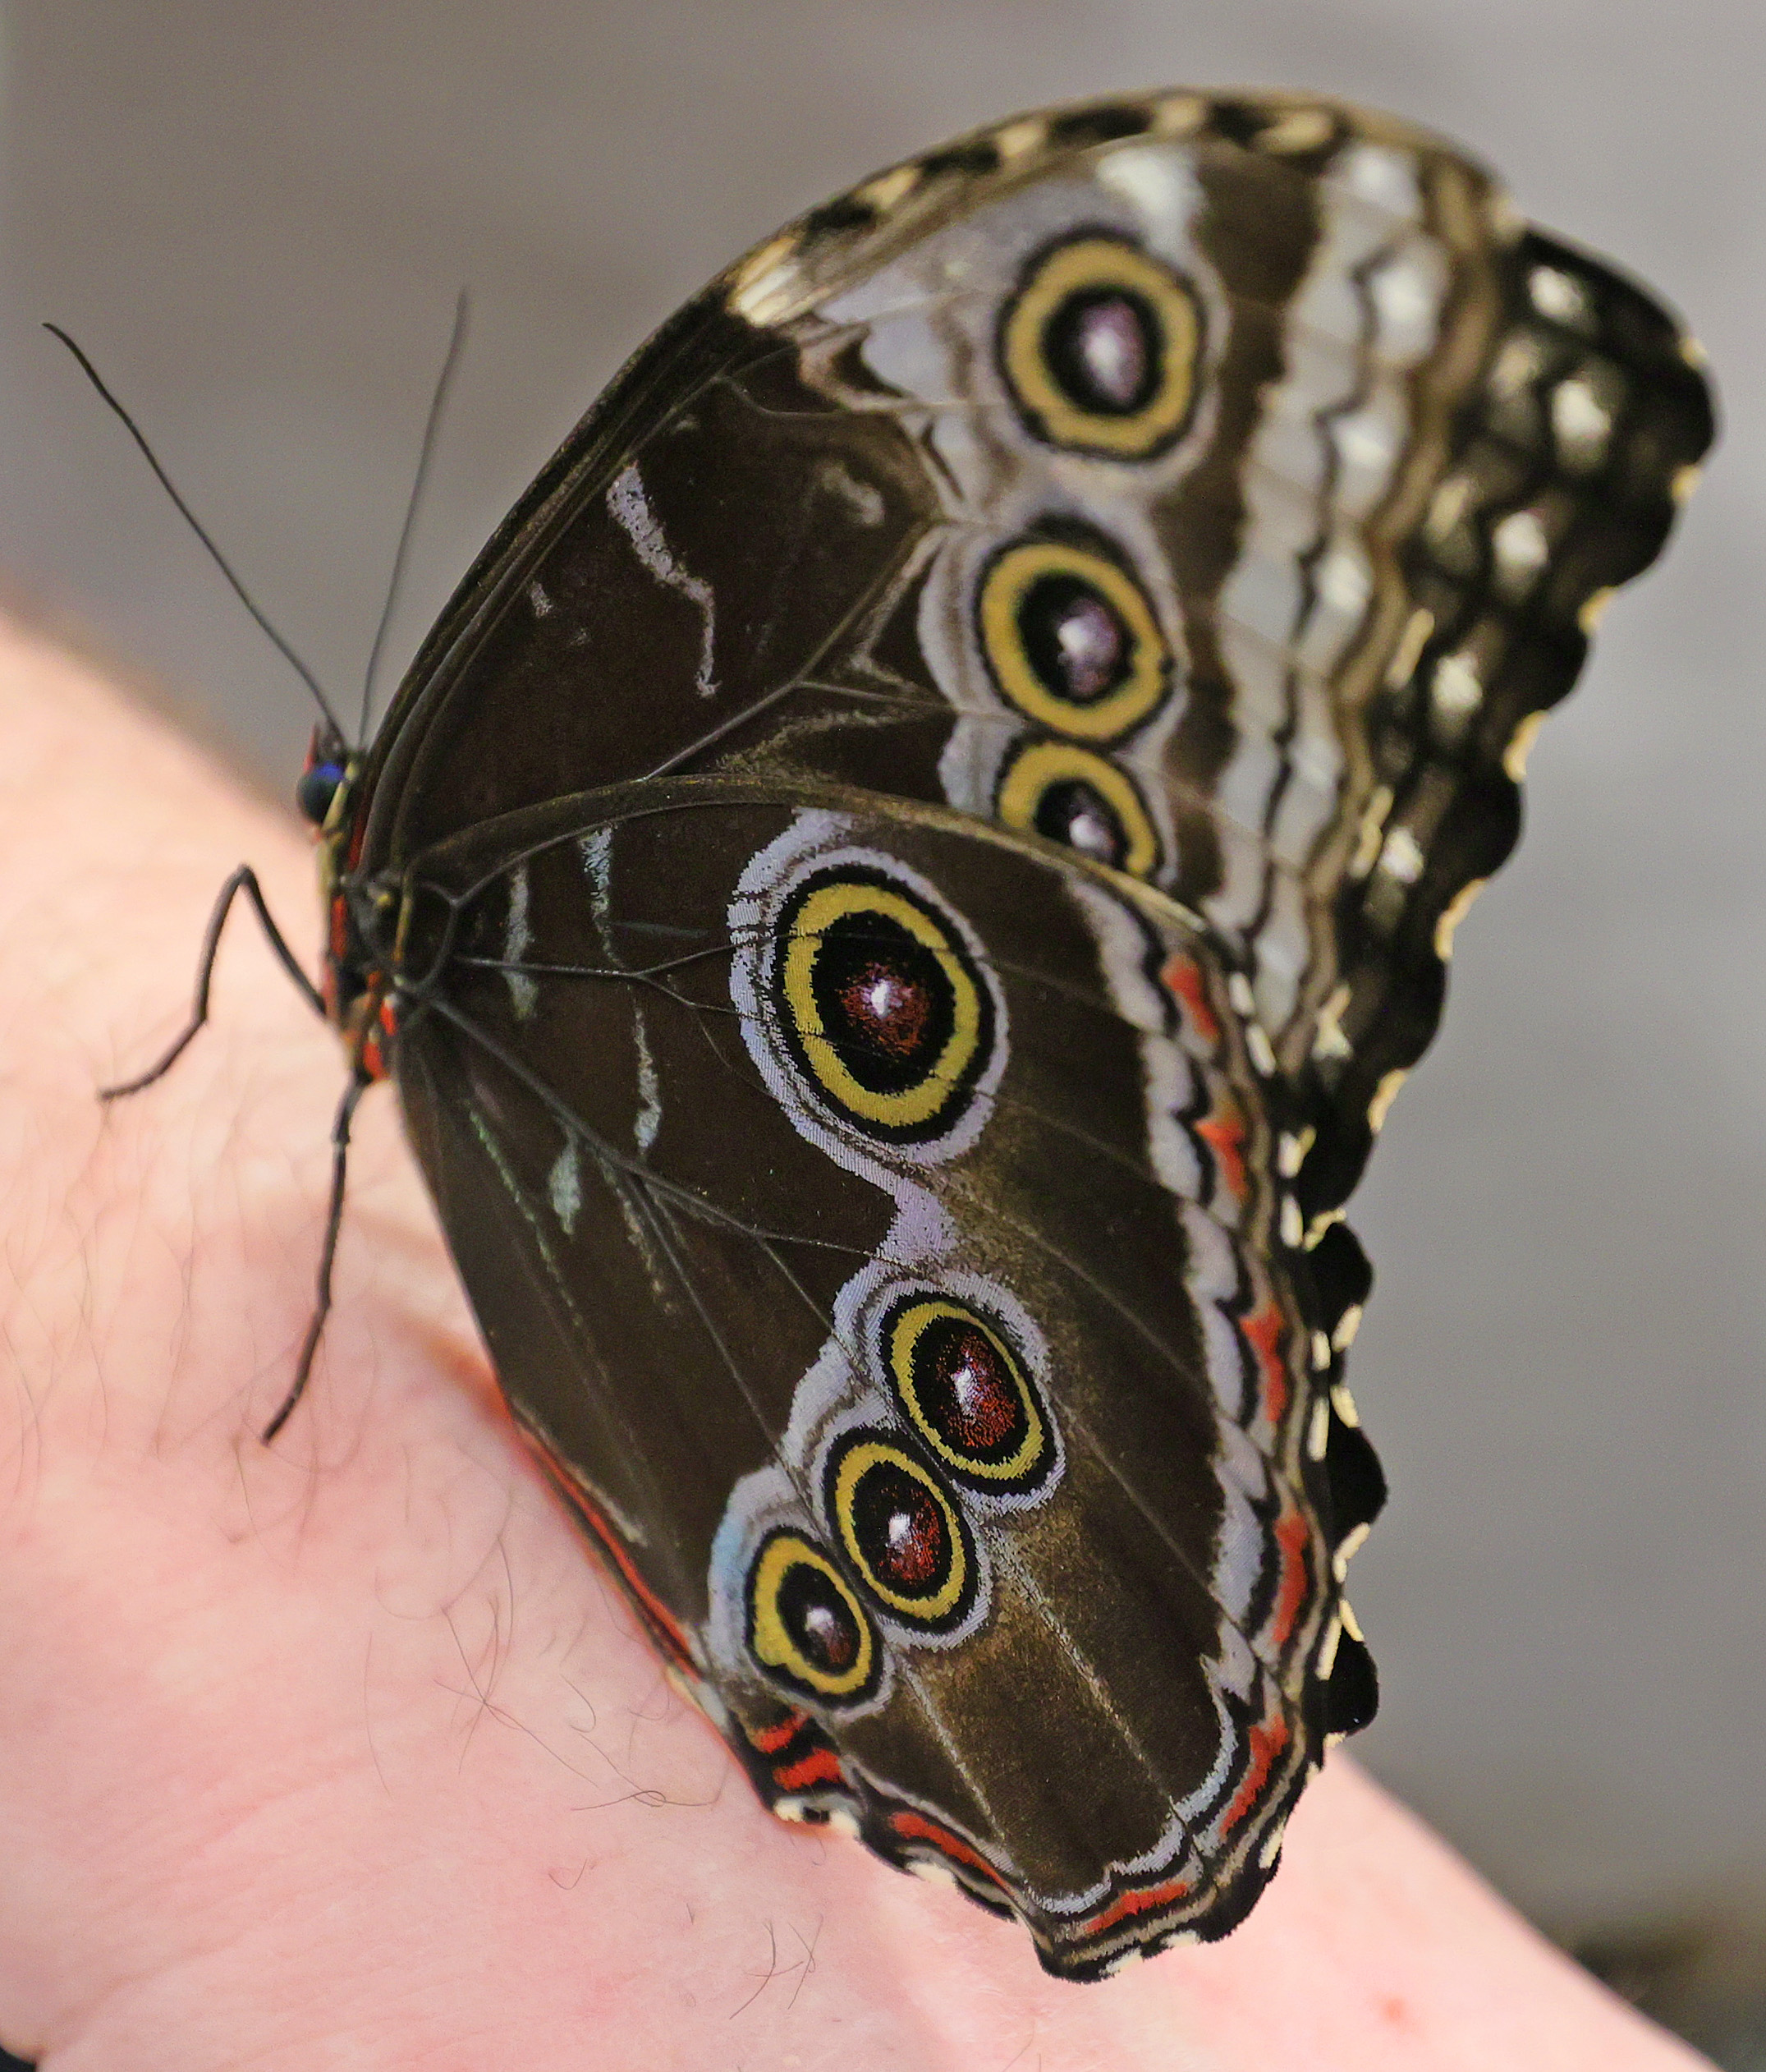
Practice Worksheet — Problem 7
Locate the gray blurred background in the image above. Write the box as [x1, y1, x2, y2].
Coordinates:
[1, 0, 1759, 2052]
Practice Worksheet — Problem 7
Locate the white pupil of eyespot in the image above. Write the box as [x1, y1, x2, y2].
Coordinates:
[1066, 804, 1117, 859]
[1057, 598, 1120, 691]
[1076, 300, 1147, 405]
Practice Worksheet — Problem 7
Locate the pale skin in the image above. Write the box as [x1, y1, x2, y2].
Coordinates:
[0, 613, 1709, 2070]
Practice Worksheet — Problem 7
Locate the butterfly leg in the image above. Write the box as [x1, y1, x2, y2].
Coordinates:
[100, 863, 325, 1100]
[260, 1070, 365, 1445]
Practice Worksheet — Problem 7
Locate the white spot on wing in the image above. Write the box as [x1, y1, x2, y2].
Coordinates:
[1097, 142, 1194, 241]
[607, 464, 719, 697]
[504, 865, 538, 1020]
[1493, 508, 1550, 590]
[633, 1007, 663, 1153]
[1530, 264, 1592, 329]
[548, 1142, 581, 1234]
[819, 457, 886, 527]
[1332, 142, 1422, 220]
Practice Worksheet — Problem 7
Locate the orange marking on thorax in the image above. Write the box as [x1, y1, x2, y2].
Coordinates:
[1160, 953, 1221, 1045]
[1240, 1298, 1290, 1424]
[1219, 1712, 1291, 1837]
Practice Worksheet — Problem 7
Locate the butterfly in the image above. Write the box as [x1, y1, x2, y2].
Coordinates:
[110, 87, 1713, 1980]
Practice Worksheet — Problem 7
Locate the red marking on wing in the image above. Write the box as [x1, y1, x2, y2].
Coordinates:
[1218, 1711, 1291, 1838]
[1080, 1874, 1195, 1937]
[1195, 1096, 1249, 1203]
[1160, 953, 1221, 1046]
[773, 1745, 845, 1792]
[889, 1810, 1010, 1890]
[1268, 1504, 1314, 1652]
[536, 1454, 695, 1670]
[749, 1712, 808, 1757]
[1239, 1298, 1290, 1424]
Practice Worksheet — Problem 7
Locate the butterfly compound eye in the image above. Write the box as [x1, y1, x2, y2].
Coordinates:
[296, 757, 347, 828]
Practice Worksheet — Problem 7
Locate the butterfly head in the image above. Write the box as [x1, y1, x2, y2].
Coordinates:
[295, 727, 351, 834]
[297, 723, 363, 913]
[297, 724, 393, 1073]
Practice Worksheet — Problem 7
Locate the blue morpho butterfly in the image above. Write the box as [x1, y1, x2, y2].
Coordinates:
[83, 90, 1712, 1980]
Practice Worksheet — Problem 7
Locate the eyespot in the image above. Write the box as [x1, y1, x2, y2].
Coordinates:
[776, 869, 994, 1142]
[999, 235, 1204, 459]
[828, 1434, 975, 1629]
[746, 1529, 879, 1703]
[977, 540, 1169, 741]
[995, 738, 1161, 876]
[884, 1297, 1054, 1494]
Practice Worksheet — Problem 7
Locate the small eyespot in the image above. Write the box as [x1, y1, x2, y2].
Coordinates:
[884, 1296, 1055, 1494]
[978, 539, 1169, 741]
[999, 235, 1204, 459]
[995, 737, 1160, 876]
[828, 1434, 975, 1630]
[775, 868, 994, 1142]
[296, 760, 346, 828]
[746, 1529, 879, 1703]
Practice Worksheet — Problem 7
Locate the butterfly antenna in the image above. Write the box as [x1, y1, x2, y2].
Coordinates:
[359, 289, 470, 743]
[44, 323, 347, 742]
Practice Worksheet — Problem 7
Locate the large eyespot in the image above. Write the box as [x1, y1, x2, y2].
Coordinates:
[995, 738, 1161, 876]
[777, 869, 994, 1142]
[885, 1297, 1055, 1494]
[999, 235, 1204, 459]
[978, 540, 1169, 741]
[746, 1529, 879, 1703]
[828, 1434, 975, 1629]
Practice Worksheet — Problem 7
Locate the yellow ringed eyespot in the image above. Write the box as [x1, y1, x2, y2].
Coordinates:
[885, 1298, 1053, 1491]
[777, 870, 992, 1141]
[977, 539, 1169, 741]
[828, 1435, 974, 1628]
[998, 235, 1204, 460]
[746, 1530, 878, 1702]
[995, 738, 1161, 877]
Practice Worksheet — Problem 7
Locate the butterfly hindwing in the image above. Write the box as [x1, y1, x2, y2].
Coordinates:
[388, 777, 1345, 1974]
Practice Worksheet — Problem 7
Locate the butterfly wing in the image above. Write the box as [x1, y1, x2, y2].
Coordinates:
[388, 775, 1366, 1976]
[359, 89, 1711, 1227]
[342, 90, 1710, 1974]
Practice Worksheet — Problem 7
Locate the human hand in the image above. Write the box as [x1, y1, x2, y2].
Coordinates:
[0, 615, 1708, 2070]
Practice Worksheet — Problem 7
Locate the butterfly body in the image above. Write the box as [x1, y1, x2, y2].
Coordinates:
[297, 88, 1711, 1978]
